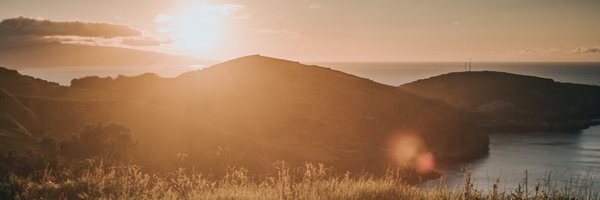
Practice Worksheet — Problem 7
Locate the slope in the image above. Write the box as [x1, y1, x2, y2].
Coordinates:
[1, 56, 490, 174]
[400, 71, 600, 131]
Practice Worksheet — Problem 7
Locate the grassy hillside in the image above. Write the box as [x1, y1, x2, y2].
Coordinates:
[0, 67, 67, 97]
[0, 56, 489, 176]
[2, 163, 597, 200]
[400, 71, 600, 132]
[0, 88, 37, 153]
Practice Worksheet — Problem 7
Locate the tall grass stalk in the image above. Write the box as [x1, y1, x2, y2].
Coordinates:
[1, 163, 598, 200]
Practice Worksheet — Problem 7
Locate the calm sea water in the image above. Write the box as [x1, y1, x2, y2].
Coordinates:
[13, 62, 600, 190]
[428, 125, 600, 191]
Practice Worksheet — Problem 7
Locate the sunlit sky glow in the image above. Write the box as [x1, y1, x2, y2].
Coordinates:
[1, 0, 600, 62]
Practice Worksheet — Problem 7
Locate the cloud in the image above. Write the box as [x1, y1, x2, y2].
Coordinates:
[0, 16, 141, 38]
[521, 48, 543, 54]
[0, 17, 166, 49]
[571, 46, 600, 54]
[0, 36, 56, 49]
[0, 16, 211, 69]
[160, 4, 248, 20]
[122, 37, 169, 46]
[308, 3, 322, 9]
[49, 36, 105, 46]
[153, 3, 248, 32]
[516, 47, 561, 55]
[0, 16, 195, 67]
[253, 28, 301, 40]
[208, 4, 246, 16]
[154, 14, 174, 23]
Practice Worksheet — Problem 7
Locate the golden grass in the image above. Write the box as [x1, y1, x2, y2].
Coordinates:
[2, 162, 598, 200]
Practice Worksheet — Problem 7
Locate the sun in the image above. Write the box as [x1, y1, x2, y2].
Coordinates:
[156, 4, 239, 56]
[172, 6, 222, 54]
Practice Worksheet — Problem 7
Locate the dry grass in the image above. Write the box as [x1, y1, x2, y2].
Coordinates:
[1, 162, 598, 200]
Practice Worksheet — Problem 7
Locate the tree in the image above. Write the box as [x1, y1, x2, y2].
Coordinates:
[60, 122, 135, 165]
[39, 136, 59, 167]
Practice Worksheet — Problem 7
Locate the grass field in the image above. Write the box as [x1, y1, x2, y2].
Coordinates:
[1, 162, 598, 200]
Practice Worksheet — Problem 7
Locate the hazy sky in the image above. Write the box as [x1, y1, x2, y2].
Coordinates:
[2, 0, 600, 62]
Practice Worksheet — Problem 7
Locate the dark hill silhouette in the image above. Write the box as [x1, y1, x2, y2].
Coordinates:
[400, 71, 600, 132]
[0, 56, 489, 174]
[0, 67, 66, 97]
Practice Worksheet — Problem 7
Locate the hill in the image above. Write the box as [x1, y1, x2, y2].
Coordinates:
[0, 56, 489, 175]
[0, 88, 37, 153]
[0, 67, 67, 97]
[400, 71, 600, 132]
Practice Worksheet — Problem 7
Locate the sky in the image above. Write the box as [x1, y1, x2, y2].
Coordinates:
[1, 0, 600, 62]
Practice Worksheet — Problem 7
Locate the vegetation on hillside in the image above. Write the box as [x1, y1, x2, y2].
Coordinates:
[401, 71, 600, 132]
[0, 120, 595, 199]
[0, 56, 490, 176]
[4, 57, 600, 199]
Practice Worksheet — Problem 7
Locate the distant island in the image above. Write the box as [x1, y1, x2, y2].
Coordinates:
[400, 71, 600, 132]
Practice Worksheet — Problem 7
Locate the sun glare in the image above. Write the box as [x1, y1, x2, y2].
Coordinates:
[156, 4, 237, 56]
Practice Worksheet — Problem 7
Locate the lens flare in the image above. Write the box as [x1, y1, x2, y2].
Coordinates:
[415, 152, 435, 173]
[388, 132, 436, 174]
